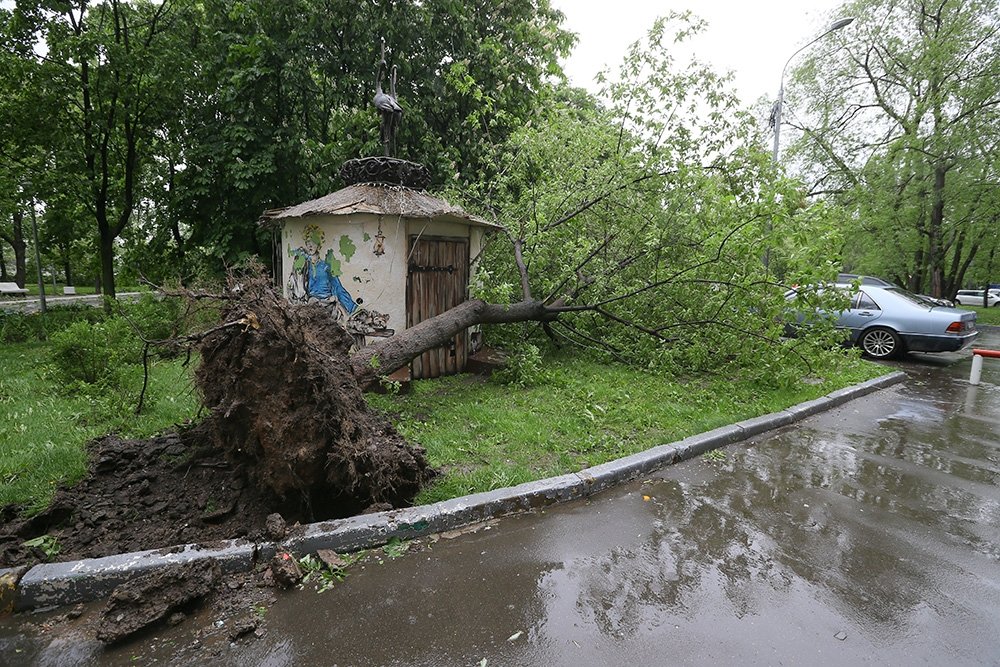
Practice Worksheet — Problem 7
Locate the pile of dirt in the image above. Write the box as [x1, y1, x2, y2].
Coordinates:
[0, 269, 436, 568]
[95, 559, 222, 644]
[0, 431, 278, 567]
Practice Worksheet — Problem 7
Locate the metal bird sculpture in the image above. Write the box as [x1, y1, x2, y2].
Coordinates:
[373, 39, 403, 157]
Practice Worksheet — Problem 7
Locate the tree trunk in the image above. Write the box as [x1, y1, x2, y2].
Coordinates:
[351, 298, 560, 388]
[10, 211, 27, 288]
[927, 165, 947, 298]
[0, 211, 29, 288]
[947, 229, 976, 299]
[182, 268, 585, 516]
[99, 225, 116, 308]
[910, 246, 925, 294]
[167, 161, 185, 271]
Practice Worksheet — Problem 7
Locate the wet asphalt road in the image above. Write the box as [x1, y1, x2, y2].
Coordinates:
[6, 329, 1000, 666]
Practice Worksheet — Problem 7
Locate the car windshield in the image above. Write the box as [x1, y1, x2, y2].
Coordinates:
[886, 286, 939, 308]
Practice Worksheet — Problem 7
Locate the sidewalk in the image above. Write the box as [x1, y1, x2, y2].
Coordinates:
[0, 292, 143, 314]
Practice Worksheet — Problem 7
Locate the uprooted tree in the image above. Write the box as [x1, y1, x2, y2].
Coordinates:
[352, 15, 848, 389]
[189, 271, 433, 518]
[183, 16, 849, 518]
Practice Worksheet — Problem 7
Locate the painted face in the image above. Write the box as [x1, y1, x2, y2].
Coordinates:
[302, 224, 324, 256]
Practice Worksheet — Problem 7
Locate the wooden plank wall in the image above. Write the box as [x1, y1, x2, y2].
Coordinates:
[406, 237, 470, 379]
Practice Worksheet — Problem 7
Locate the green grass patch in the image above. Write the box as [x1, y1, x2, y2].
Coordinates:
[0, 344, 200, 514]
[965, 305, 1000, 326]
[369, 351, 885, 505]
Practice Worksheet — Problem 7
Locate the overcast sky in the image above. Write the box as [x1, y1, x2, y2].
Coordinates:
[550, 0, 848, 107]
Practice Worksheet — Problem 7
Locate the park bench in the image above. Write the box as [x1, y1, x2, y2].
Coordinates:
[0, 282, 28, 297]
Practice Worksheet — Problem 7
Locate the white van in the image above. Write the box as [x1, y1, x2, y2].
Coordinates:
[955, 289, 1000, 307]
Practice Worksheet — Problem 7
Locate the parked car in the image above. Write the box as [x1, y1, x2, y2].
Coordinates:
[787, 284, 979, 359]
[836, 273, 959, 306]
[954, 289, 1000, 308]
[836, 273, 895, 287]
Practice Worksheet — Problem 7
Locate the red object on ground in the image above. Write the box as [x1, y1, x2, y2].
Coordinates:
[972, 349, 1000, 358]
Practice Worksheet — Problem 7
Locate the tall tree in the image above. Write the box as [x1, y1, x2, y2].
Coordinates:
[14, 0, 192, 300]
[785, 0, 1000, 296]
[0, 4, 57, 288]
[169, 0, 575, 271]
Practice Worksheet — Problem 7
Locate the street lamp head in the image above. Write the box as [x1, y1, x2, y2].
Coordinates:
[772, 16, 855, 166]
[829, 17, 855, 31]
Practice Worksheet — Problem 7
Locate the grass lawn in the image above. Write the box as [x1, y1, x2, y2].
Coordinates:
[966, 305, 1000, 326]
[0, 344, 201, 513]
[368, 352, 886, 505]
[2, 334, 884, 516]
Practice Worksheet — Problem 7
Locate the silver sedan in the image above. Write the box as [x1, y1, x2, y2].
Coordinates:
[836, 285, 978, 359]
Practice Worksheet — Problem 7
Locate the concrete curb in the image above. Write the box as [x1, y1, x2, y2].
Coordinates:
[3, 370, 906, 611]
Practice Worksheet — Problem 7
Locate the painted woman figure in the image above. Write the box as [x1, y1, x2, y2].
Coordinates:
[288, 224, 357, 315]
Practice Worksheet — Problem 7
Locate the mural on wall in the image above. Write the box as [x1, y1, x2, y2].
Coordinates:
[287, 223, 394, 346]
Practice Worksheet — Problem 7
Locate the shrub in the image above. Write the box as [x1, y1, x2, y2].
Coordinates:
[45, 317, 152, 423]
[39, 305, 105, 337]
[491, 342, 550, 387]
[118, 293, 181, 343]
[75, 362, 151, 428]
[0, 306, 105, 343]
[49, 318, 143, 385]
[0, 314, 35, 343]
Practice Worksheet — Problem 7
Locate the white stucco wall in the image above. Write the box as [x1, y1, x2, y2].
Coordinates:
[281, 214, 406, 336]
[280, 214, 486, 337]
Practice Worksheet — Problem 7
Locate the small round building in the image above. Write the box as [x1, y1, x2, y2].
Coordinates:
[260, 158, 501, 380]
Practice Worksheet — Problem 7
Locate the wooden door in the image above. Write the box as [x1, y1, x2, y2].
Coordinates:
[407, 237, 470, 379]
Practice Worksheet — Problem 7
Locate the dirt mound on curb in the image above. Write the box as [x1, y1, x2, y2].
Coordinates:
[0, 431, 276, 567]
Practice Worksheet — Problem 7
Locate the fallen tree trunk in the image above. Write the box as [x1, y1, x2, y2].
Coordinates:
[351, 298, 560, 388]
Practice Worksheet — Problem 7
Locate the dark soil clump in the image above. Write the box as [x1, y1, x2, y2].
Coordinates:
[0, 270, 436, 569]
[0, 431, 277, 567]
[96, 559, 221, 644]
[193, 272, 434, 519]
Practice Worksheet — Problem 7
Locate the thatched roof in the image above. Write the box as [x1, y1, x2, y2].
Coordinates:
[259, 183, 502, 230]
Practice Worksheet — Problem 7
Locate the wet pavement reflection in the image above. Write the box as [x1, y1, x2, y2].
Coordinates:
[5, 329, 1000, 666]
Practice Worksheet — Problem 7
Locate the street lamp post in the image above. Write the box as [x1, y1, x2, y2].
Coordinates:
[765, 16, 854, 273]
[771, 17, 855, 163]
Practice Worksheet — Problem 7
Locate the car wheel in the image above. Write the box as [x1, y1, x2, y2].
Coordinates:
[860, 327, 902, 359]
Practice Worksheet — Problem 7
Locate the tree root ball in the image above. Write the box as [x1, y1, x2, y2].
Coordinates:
[193, 271, 434, 519]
